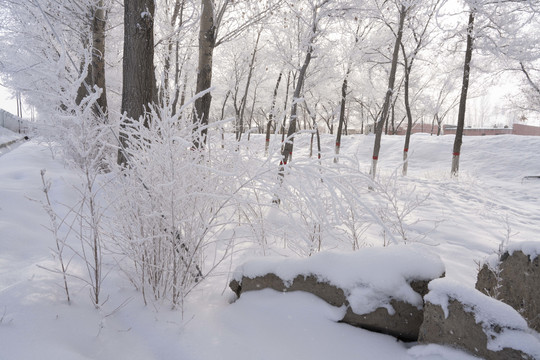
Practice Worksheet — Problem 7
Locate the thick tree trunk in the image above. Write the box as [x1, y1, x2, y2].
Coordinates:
[118, 0, 155, 166]
[193, 0, 216, 149]
[76, 1, 108, 120]
[371, 5, 407, 179]
[91, 3, 108, 118]
[451, 10, 475, 177]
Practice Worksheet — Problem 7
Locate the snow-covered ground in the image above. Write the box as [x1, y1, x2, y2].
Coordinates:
[1, 127, 539, 360]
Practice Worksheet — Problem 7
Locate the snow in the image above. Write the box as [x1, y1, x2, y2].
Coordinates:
[234, 244, 445, 314]
[0, 126, 21, 143]
[425, 278, 528, 329]
[425, 278, 540, 357]
[507, 241, 540, 260]
[1, 131, 540, 359]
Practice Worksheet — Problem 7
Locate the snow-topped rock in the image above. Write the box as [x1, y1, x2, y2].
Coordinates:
[230, 244, 445, 341]
[420, 278, 540, 360]
[476, 241, 540, 332]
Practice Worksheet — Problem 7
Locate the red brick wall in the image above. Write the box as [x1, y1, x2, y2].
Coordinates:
[396, 123, 540, 136]
[513, 123, 540, 136]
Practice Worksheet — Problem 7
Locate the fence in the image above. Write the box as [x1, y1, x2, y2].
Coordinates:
[0, 109, 32, 134]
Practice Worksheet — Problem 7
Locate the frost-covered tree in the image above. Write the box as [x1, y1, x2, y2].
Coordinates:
[399, 0, 441, 176]
[449, 0, 540, 176]
[0, 0, 107, 119]
[370, 1, 408, 180]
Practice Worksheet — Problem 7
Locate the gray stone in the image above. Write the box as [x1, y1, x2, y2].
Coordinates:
[419, 299, 536, 360]
[230, 273, 347, 308]
[476, 250, 540, 332]
[230, 274, 435, 341]
[342, 299, 423, 341]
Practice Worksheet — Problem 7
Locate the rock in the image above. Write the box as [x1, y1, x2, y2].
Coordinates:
[231, 273, 348, 308]
[342, 298, 423, 341]
[229, 246, 445, 341]
[420, 278, 540, 360]
[476, 249, 540, 332]
[231, 273, 429, 341]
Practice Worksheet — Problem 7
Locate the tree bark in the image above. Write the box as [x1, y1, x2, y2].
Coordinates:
[280, 39, 313, 168]
[265, 72, 282, 155]
[451, 10, 475, 177]
[118, 0, 155, 166]
[162, 0, 185, 109]
[193, 0, 216, 149]
[371, 4, 407, 179]
[402, 51, 412, 175]
[76, 1, 108, 120]
[237, 29, 261, 141]
[334, 75, 348, 163]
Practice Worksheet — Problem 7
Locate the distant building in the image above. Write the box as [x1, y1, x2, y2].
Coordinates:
[443, 124, 540, 136]
[394, 123, 440, 135]
[393, 122, 540, 136]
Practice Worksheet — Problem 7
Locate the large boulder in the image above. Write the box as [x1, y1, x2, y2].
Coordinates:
[419, 278, 540, 360]
[230, 273, 347, 308]
[230, 245, 445, 341]
[476, 242, 540, 332]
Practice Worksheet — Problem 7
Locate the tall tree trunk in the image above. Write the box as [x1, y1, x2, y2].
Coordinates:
[193, 0, 216, 149]
[402, 55, 413, 176]
[304, 102, 321, 163]
[247, 86, 258, 141]
[237, 29, 261, 141]
[281, 71, 292, 148]
[163, 0, 185, 109]
[118, 0, 155, 166]
[91, 2, 108, 119]
[76, 1, 108, 120]
[334, 75, 348, 163]
[451, 10, 475, 177]
[280, 40, 314, 169]
[220, 90, 230, 148]
[265, 72, 282, 155]
[371, 5, 407, 179]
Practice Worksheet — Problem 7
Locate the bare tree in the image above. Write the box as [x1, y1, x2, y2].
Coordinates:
[400, 0, 440, 175]
[279, 0, 330, 172]
[451, 9, 475, 177]
[236, 29, 262, 141]
[334, 22, 370, 163]
[192, 0, 282, 149]
[370, 2, 408, 180]
[450, 0, 540, 176]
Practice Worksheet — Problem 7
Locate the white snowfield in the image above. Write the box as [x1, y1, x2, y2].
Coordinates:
[1, 128, 540, 360]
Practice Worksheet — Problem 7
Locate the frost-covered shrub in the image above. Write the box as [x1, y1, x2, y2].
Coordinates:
[108, 105, 247, 308]
[38, 86, 112, 308]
